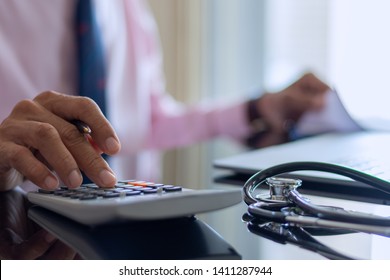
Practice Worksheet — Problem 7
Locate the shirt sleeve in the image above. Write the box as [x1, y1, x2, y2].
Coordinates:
[120, 0, 253, 152]
[143, 94, 252, 149]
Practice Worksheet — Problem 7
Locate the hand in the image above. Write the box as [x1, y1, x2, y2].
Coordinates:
[0, 91, 121, 191]
[250, 73, 330, 147]
[0, 187, 79, 259]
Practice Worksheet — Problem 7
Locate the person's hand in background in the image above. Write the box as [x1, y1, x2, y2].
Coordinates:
[247, 73, 330, 148]
[0, 91, 121, 191]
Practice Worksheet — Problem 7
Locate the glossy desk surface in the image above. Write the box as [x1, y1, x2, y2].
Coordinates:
[0, 186, 240, 260]
[1, 184, 389, 260]
[202, 181, 390, 260]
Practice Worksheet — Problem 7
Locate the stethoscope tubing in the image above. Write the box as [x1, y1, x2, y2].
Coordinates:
[247, 221, 356, 260]
[244, 161, 390, 233]
[288, 189, 390, 226]
[248, 203, 390, 237]
[286, 215, 390, 237]
[244, 161, 390, 205]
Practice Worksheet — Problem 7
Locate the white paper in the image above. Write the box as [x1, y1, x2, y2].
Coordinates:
[294, 89, 363, 137]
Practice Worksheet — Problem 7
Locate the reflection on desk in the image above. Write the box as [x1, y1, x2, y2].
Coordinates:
[0, 186, 240, 260]
[200, 185, 390, 260]
[0, 187, 78, 259]
[28, 206, 241, 260]
[2, 184, 389, 260]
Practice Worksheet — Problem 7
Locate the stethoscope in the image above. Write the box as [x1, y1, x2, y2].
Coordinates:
[243, 162, 390, 237]
[242, 162, 390, 258]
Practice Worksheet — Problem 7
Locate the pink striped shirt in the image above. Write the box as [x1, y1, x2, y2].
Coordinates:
[0, 0, 251, 180]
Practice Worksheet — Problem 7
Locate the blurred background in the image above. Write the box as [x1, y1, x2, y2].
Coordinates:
[148, 0, 390, 259]
[148, 0, 390, 191]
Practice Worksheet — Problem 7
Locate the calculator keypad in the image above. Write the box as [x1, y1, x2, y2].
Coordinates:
[38, 180, 183, 200]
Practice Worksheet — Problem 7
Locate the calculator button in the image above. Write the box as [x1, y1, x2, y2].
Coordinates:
[112, 187, 125, 192]
[139, 187, 153, 191]
[54, 190, 67, 196]
[118, 180, 136, 184]
[81, 183, 98, 188]
[70, 194, 85, 199]
[116, 189, 135, 195]
[38, 189, 54, 194]
[123, 186, 143, 191]
[124, 190, 141, 196]
[61, 192, 73, 197]
[164, 186, 182, 192]
[131, 181, 147, 186]
[101, 192, 120, 198]
[142, 188, 158, 194]
[148, 183, 165, 188]
[95, 190, 107, 196]
[79, 194, 98, 200]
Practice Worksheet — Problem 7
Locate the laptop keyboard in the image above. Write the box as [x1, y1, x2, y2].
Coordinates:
[333, 155, 390, 181]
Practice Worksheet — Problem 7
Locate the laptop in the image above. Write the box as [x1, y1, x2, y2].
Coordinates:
[213, 90, 390, 204]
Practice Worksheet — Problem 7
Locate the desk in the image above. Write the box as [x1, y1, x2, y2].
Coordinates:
[201, 180, 390, 260]
[2, 182, 389, 260]
[0, 187, 240, 260]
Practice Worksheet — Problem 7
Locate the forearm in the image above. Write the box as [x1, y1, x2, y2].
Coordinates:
[143, 99, 252, 150]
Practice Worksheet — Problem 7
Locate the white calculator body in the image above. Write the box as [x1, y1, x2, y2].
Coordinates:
[27, 180, 242, 226]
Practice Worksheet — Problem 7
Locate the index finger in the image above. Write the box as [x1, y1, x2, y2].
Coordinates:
[34, 91, 121, 155]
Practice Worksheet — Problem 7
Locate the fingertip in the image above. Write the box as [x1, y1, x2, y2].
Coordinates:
[67, 169, 83, 188]
[105, 137, 121, 154]
[99, 169, 117, 187]
[44, 175, 59, 189]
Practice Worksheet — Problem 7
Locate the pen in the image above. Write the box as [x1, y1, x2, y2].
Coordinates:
[71, 120, 102, 153]
[71, 119, 91, 135]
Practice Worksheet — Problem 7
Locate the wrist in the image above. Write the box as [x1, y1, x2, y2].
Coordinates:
[245, 96, 269, 148]
[246, 96, 268, 134]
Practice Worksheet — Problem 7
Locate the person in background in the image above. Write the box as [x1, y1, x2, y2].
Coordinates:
[0, 0, 330, 192]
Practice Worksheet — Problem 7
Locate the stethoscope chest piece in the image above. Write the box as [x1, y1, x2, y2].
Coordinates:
[242, 161, 390, 259]
[256, 177, 302, 203]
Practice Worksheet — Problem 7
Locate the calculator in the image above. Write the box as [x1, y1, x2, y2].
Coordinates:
[27, 180, 242, 226]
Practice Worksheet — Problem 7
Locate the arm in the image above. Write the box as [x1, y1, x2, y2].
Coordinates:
[120, 1, 330, 152]
[143, 94, 251, 149]
[142, 73, 330, 150]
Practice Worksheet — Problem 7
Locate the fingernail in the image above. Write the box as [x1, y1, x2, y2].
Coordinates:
[68, 169, 82, 188]
[99, 169, 116, 186]
[44, 176, 59, 189]
[105, 137, 120, 153]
